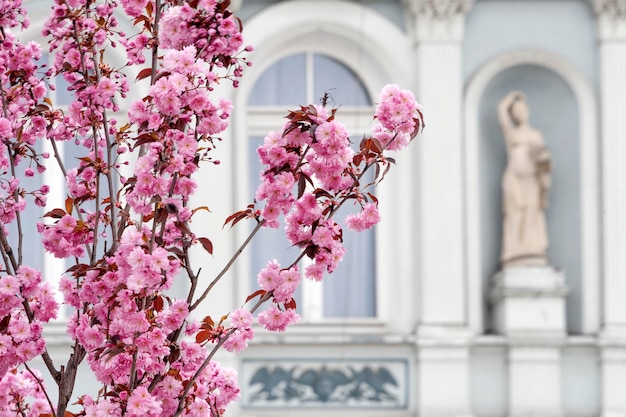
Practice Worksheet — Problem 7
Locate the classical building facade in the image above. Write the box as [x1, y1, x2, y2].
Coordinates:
[22, 0, 626, 416]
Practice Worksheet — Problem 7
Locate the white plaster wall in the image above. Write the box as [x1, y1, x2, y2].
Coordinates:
[464, 0, 597, 85]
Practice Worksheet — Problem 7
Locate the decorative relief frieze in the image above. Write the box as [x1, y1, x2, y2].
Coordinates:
[241, 359, 408, 408]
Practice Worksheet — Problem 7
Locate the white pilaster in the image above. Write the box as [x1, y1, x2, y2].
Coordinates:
[404, 3, 475, 415]
[489, 266, 567, 417]
[590, 4, 626, 417]
[508, 346, 563, 417]
[600, 346, 626, 417]
[418, 344, 473, 417]
[405, 0, 474, 326]
[593, 0, 626, 335]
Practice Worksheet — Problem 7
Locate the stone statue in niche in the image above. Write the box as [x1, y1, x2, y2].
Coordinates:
[498, 91, 551, 266]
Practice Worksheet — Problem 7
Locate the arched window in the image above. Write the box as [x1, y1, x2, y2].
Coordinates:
[246, 52, 376, 319]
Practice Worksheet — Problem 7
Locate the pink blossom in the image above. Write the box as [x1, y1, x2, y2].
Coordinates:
[257, 260, 282, 292]
[230, 308, 253, 330]
[257, 305, 300, 332]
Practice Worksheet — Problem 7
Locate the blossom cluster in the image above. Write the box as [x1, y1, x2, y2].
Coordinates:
[0, 12, 49, 227]
[0, 367, 49, 416]
[0, 0, 423, 414]
[3, 0, 253, 414]
[0, 266, 57, 378]
[250, 87, 423, 324]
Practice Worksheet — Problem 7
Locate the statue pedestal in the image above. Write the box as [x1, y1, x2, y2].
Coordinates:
[490, 266, 568, 337]
[490, 266, 569, 417]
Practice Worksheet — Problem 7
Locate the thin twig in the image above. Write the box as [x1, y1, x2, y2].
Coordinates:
[190, 219, 265, 311]
[173, 291, 272, 417]
[24, 362, 57, 417]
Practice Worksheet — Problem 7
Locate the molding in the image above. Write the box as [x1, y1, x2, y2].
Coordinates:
[463, 49, 600, 335]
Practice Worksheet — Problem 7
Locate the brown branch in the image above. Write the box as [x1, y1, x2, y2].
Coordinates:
[173, 291, 272, 417]
[190, 219, 265, 311]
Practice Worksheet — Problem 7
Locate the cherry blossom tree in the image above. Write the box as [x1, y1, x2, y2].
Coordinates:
[0, 0, 424, 415]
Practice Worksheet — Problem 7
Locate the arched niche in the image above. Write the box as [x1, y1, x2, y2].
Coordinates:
[464, 50, 599, 335]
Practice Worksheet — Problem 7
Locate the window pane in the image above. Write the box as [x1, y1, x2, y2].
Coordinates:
[249, 54, 307, 106]
[313, 54, 371, 107]
[5, 143, 45, 272]
[55, 75, 74, 107]
[322, 166, 376, 318]
[39, 52, 73, 107]
[323, 225, 376, 318]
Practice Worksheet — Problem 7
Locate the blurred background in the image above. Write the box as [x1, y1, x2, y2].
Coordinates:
[23, 0, 626, 416]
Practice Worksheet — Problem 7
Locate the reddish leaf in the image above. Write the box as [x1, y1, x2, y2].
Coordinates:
[155, 206, 168, 224]
[218, 314, 229, 325]
[43, 208, 66, 219]
[198, 237, 213, 255]
[135, 67, 153, 81]
[297, 174, 306, 199]
[284, 298, 297, 310]
[105, 347, 125, 362]
[134, 133, 157, 148]
[192, 206, 211, 216]
[32, 104, 49, 114]
[224, 209, 245, 226]
[223, 209, 251, 229]
[167, 246, 185, 258]
[0, 316, 10, 332]
[168, 347, 180, 364]
[202, 315, 215, 328]
[245, 289, 266, 304]
[65, 196, 74, 214]
[153, 295, 164, 312]
[175, 221, 192, 235]
[195, 330, 211, 344]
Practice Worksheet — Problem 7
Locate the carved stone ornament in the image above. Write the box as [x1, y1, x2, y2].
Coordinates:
[590, 0, 626, 18]
[590, 0, 626, 43]
[241, 359, 408, 409]
[405, 0, 474, 20]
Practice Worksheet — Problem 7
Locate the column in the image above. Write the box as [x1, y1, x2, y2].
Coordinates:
[593, 0, 626, 336]
[406, 0, 473, 328]
[404, 2, 474, 416]
[592, 3, 626, 417]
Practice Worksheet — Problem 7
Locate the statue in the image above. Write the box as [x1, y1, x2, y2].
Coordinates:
[497, 91, 551, 266]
